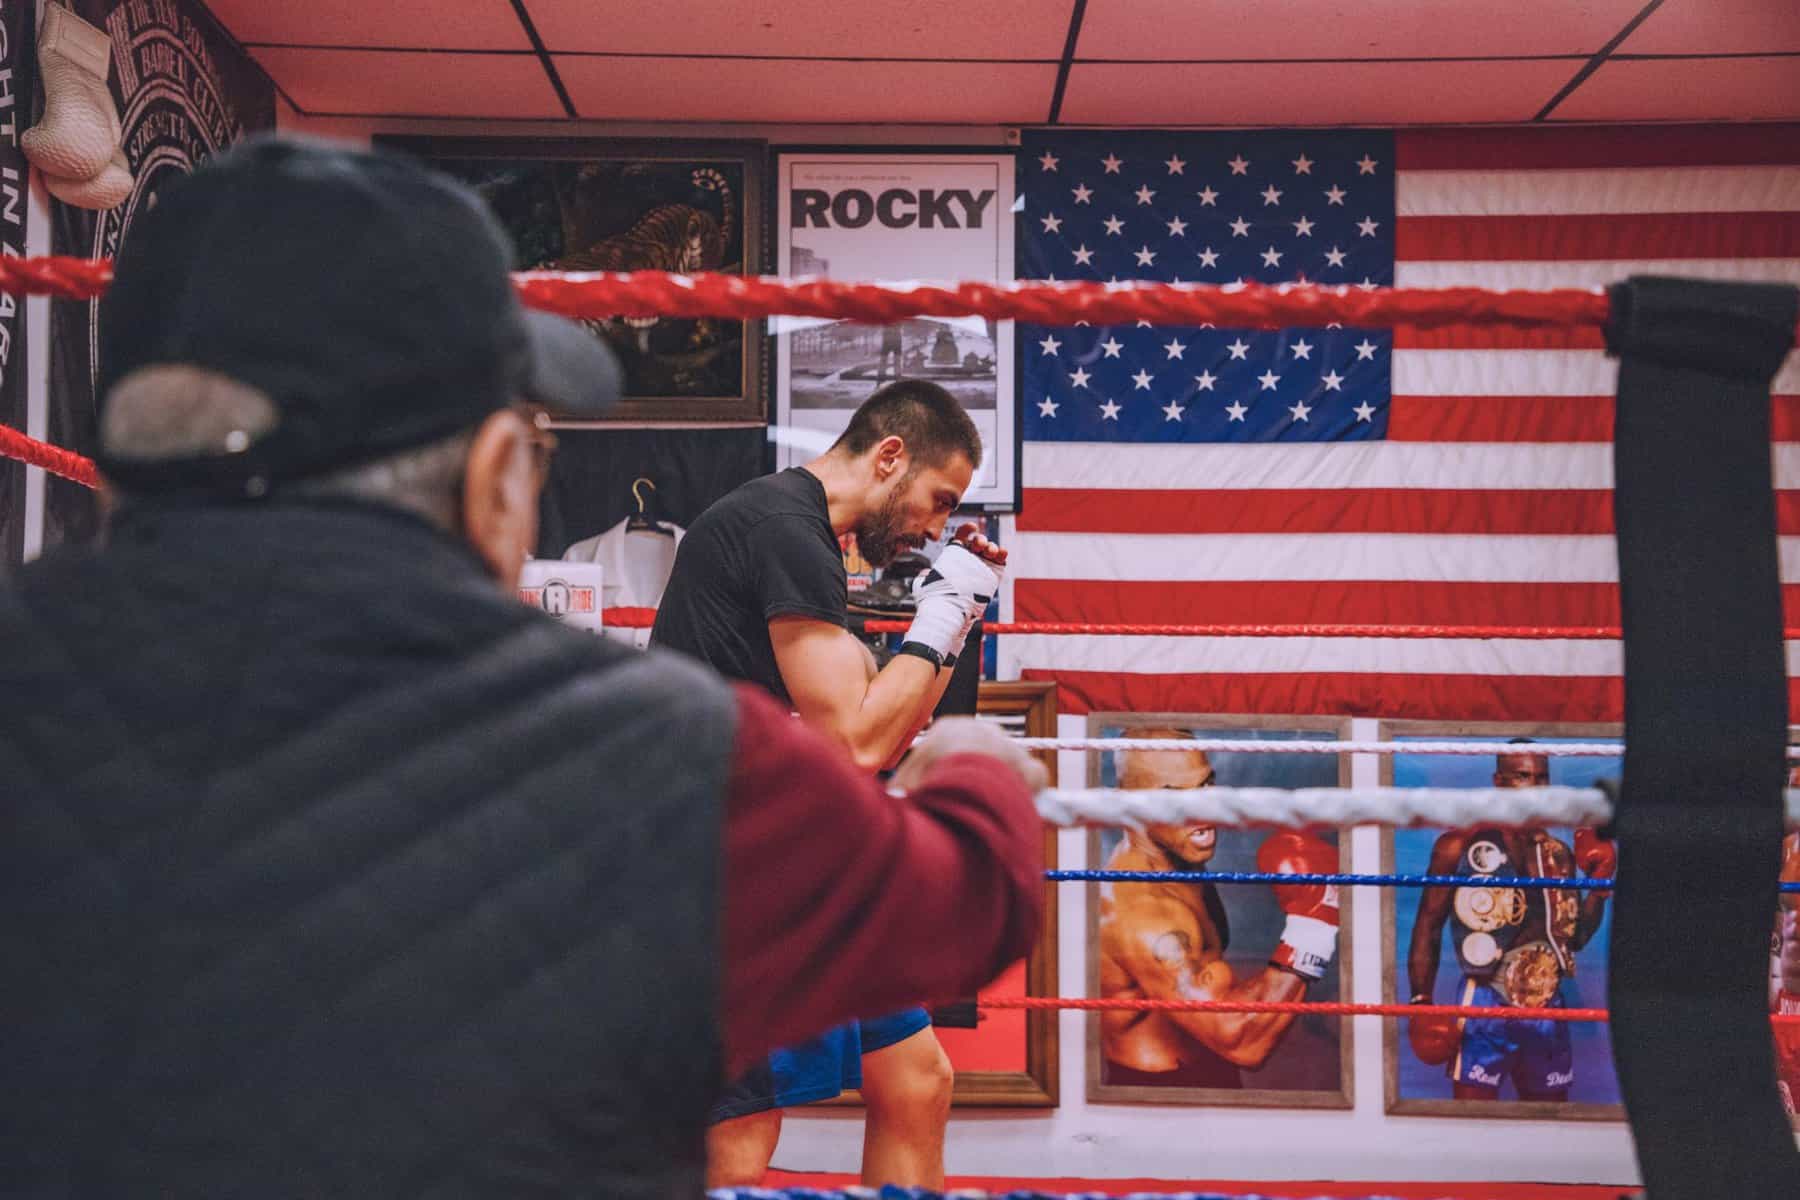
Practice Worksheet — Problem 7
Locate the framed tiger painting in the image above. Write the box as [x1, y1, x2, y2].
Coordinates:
[383, 137, 767, 424]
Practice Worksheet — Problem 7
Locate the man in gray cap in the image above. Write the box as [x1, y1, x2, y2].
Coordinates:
[0, 137, 1046, 1198]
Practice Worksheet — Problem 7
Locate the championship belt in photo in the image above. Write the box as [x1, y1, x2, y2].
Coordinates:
[1451, 835, 1524, 977]
[1534, 835, 1580, 970]
[1493, 940, 1562, 1008]
[1460, 929, 1503, 971]
[1453, 884, 1527, 933]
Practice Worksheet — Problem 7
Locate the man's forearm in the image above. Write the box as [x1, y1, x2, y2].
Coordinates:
[1573, 894, 1608, 949]
[834, 653, 945, 769]
[1407, 919, 1441, 998]
[1167, 969, 1305, 1069]
[878, 664, 958, 770]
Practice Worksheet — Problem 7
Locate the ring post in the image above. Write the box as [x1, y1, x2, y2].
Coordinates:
[1606, 275, 1799, 1196]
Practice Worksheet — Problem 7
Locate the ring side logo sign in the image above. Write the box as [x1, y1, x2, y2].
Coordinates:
[518, 560, 605, 634]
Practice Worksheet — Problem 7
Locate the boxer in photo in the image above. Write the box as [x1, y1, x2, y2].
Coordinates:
[1098, 731, 1341, 1087]
[1407, 741, 1615, 1101]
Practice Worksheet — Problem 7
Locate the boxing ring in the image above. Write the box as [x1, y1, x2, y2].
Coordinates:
[3, 259, 1798, 1199]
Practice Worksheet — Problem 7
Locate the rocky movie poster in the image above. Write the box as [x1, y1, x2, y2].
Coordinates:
[44, 0, 273, 550]
[0, 0, 31, 567]
[774, 153, 1017, 510]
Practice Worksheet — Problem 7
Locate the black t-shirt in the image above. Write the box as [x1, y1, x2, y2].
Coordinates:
[651, 467, 845, 703]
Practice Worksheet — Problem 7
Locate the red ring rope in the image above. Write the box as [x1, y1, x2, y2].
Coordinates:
[513, 272, 1621, 331]
[0, 256, 1613, 328]
[0, 422, 100, 488]
[0, 515, 1780, 640]
[4, 255, 1790, 337]
[0, 466, 1782, 641]
[608, 609, 1749, 641]
[0, 255, 112, 300]
[811, 619, 1622, 640]
[980, 996, 1800, 1024]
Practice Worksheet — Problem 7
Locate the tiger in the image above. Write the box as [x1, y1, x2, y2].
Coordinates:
[547, 166, 734, 351]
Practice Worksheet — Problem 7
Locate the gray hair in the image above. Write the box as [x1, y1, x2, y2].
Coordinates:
[283, 430, 473, 529]
[102, 365, 473, 528]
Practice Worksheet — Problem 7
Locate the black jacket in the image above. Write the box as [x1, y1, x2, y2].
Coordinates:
[2, 502, 732, 1198]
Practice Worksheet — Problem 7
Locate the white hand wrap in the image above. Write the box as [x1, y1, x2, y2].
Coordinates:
[1272, 915, 1339, 981]
[903, 543, 1004, 660]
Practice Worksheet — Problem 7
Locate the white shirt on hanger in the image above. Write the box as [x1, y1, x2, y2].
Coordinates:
[563, 517, 685, 649]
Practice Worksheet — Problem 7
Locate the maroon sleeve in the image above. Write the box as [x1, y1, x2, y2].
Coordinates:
[719, 683, 1043, 1073]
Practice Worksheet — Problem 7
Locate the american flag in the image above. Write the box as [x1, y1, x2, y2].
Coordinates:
[1004, 125, 1800, 723]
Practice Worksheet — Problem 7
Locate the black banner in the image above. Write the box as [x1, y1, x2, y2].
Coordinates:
[1606, 276, 1800, 1197]
[44, 0, 273, 551]
[536, 427, 767, 559]
[0, 0, 31, 568]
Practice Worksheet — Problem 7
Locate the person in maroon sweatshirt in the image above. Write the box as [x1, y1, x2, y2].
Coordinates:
[0, 137, 1043, 1200]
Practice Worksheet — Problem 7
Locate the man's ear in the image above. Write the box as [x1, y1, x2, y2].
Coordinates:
[460, 408, 538, 589]
[873, 433, 907, 480]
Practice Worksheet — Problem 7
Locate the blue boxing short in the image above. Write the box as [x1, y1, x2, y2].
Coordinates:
[1450, 978, 1574, 1094]
[710, 1008, 932, 1124]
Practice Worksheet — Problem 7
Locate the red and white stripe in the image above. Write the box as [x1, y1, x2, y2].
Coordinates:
[1005, 123, 1800, 722]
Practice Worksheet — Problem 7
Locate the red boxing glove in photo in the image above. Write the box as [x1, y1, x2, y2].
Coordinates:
[1407, 1007, 1461, 1066]
[1574, 827, 1617, 880]
[1258, 829, 1340, 981]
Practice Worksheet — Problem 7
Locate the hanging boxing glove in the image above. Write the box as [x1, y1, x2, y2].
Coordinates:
[23, 4, 130, 184]
[44, 148, 133, 211]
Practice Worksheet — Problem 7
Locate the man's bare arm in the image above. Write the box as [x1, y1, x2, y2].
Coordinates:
[1112, 897, 1305, 1070]
[770, 617, 949, 770]
[1408, 832, 1466, 999]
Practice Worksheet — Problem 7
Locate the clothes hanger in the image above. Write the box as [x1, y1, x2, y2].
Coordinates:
[625, 477, 675, 536]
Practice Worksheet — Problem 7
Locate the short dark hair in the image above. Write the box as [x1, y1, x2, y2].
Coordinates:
[832, 379, 982, 470]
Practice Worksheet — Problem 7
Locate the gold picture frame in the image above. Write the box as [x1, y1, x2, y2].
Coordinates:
[1378, 719, 1626, 1122]
[827, 680, 1061, 1109]
[1082, 711, 1355, 1109]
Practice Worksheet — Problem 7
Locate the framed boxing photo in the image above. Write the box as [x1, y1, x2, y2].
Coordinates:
[1083, 713, 1355, 1109]
[380, 136, 767, 425]
[1778, 729, 1800, 1130]
[941, 680, 1061, 1106]
[1378, 720, 1626, 1122]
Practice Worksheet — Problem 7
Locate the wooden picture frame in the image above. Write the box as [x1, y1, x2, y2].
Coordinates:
[954, 680, 1061, 1105]
[1082, 712, 1355, 1109]
[824, 681, 1060, 1109]
[1785, 728, 1800, 1131]
[380, 135, 767, 425]
[1378, 719, 1626, 1122]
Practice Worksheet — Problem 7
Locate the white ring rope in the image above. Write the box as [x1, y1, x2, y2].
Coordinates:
[1033, 786, 1800, 830]
[1016, 737, 1632, 757]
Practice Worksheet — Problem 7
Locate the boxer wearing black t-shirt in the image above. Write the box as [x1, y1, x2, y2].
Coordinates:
[652, 381, 1001, 1190]
[654, 466, 848, 706]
